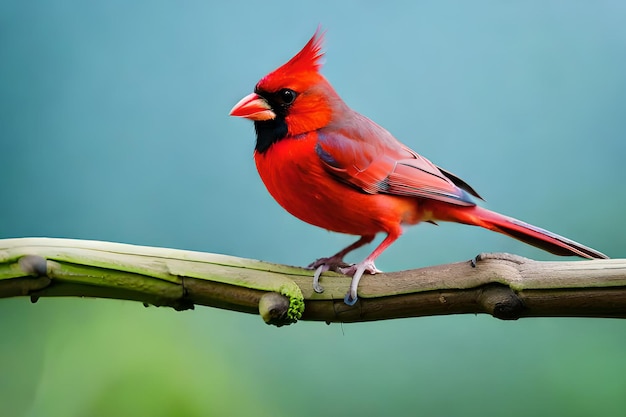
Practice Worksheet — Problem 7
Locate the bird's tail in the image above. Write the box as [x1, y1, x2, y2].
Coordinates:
[442, 205, 608, 259]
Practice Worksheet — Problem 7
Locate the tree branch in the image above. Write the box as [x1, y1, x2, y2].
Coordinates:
[1, 238, 624, 326]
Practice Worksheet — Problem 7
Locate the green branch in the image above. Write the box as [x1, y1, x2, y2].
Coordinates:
[1, 238, 625, 326]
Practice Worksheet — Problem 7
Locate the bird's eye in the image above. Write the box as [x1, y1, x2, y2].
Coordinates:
[278, 88, 297, 105]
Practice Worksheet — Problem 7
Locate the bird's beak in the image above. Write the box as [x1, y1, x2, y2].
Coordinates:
[229, 93, 276, 121]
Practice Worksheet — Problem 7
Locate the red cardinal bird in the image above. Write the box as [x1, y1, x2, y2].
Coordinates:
[230, 29, 607, 305]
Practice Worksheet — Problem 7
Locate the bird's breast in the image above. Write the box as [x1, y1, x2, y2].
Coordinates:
[253, 133, 425, 236]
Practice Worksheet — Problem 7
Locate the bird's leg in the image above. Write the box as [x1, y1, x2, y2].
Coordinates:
[340, 230, 401, 305]
[308, 235, 375, 293]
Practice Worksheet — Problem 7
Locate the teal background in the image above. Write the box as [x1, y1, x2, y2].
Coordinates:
[2, 1, 625, 416]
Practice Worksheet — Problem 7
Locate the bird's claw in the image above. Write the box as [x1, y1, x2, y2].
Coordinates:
[312, 264, 328, 293]
[309, 256, 352, 295]
[344, 292, 358, 306]
[341, 260, 381, 306]
[309, 257, 380, 305]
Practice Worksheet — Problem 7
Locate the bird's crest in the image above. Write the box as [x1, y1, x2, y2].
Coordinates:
[281, 28, 325, 74]
[258, 28, 325, 91]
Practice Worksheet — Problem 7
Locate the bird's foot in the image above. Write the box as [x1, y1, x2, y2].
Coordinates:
[338, 261, 382, 277]
[307, 256, 351, 271]
[308, 256, 351, 294]
[339, 260, 381, 306]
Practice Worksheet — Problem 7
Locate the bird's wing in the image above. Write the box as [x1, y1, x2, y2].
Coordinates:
[315, 123, 478, 206]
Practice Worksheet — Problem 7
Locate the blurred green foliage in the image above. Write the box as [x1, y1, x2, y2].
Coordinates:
[1, 1, 625, 416]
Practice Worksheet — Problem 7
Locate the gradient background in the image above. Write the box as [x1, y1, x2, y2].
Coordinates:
[1, 2, 625, 416]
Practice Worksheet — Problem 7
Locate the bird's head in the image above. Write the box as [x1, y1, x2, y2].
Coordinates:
[230, 29, 342, 153]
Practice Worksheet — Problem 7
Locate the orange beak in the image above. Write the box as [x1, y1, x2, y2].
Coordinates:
[229, 93, 276, 121]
